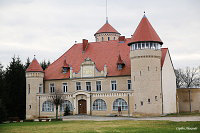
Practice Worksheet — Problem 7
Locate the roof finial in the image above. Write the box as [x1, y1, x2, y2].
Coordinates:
[34, 55, 36, 59]
[106, 0, 108, 23]
[143, 11, 146, 18]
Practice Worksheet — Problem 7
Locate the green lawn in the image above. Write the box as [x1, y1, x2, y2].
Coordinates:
[165, 112, 200, 117]
[0, 120, 199, 133]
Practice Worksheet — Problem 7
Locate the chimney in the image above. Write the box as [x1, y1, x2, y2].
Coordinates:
[82, 39, 88, 52]
[118, 36, 125, 43]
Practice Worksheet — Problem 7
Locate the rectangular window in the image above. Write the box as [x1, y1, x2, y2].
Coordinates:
[63, 83, 67, 93]
[148, 98, 151, 104]
[142, 43, 145, 49]
[28, 84, 30, 94]
[96, 81, 101, 91]
[138, 43, 141, 49]
[128, 80, 132, 90]
[76, 82, 81, 90]
[155, 96, 158, 101]
[86, 82, 91, 91]
[141, 101, 143, 106]
[39, 84, 43, 93]
[50, 83, 55, 93]
[111, 80, 117, 91]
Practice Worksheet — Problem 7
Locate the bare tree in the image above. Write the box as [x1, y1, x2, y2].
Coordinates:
[181, 67, 199, 88]
[175, 69, 184, 88]
[48, 91, 64, 120]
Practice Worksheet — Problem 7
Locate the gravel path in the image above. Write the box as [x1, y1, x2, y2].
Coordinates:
[63, 115, 200, 122]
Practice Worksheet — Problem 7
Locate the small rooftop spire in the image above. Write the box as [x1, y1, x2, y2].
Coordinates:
[34, 55, 36, 59]
[106, 0, 108, 23]
[143, 11, 146, 18]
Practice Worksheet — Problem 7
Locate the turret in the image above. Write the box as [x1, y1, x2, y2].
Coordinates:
[26, 57, 44, 119]
[94, 20, 120, 42]
[128, 14, 163, 116]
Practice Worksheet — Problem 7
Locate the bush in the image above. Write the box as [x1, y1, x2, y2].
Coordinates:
[64, 105, 70, 116]
[0, 100, 7, 123]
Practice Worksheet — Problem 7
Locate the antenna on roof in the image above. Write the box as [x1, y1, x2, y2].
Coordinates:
[106, 0, 108, 23]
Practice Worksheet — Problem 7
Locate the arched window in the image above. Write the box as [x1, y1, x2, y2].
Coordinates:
[93, 99, 107, 110]
[60, 100, 73, 112]
[42, 101, 54, 112]
[113, 98, 128, 111]
[108, 37, 110, 41]
[102, 37, 104, 41]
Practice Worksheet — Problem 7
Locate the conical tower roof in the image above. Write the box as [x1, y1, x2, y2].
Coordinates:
[94, 21, 120, 36]
[26, 58, 43, 72]
[129, 15, 163, 45]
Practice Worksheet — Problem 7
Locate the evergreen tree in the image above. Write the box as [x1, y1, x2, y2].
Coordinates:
[24, 57, 31, 69]
[64, 105, 70, 116]
[4, 56, 26, 119]
[40, 60, 51, 70]
[0, 63, 7, 123]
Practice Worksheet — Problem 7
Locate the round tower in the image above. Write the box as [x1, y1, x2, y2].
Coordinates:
[128, 14, 163, 116]
[26, 57, 44, 119]
[94, 20, 120, 42]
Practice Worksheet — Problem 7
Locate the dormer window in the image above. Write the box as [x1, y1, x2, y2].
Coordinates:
[117, 64, 123, 70]
[63, 67, 69, 73]
[116, 54, 125, 70]
[62, 59, 70, 73]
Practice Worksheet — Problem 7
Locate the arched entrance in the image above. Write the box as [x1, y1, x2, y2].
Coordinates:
[78, 99, 87, 114]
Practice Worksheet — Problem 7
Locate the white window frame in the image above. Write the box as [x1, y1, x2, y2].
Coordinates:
[96, 81, 101, 91]
[93, 99, 107, 111]
[111, 80, 117, 91]
[49, 83, 55, 93]
[60, 100, 73, 112]
[86, 82, 91, 91]
[76, 82, 81, 90]
[42, 101, 54, 112]
[39, 84, 43, 93]
[62, 82, 68, 93]
[113, 98, 128, 111]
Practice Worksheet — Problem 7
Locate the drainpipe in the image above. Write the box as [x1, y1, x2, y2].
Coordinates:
[189, 90, 191, 112]
[128, 94, 130, 117]
[39, 96, 40, 118]
[90, 93, 92, 115]
[161, 68, 164, 115]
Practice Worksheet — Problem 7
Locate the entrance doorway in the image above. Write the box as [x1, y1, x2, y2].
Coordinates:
[78, 99, 87, 114]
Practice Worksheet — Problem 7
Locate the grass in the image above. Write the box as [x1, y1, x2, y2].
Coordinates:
[165, 112, 200, 117]
[0, 120, 199, 133]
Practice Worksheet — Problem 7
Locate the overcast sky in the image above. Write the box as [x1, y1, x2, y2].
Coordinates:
[0, 0, 200, 69]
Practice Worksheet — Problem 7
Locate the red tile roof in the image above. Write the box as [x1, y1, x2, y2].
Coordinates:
[63, 59, 70, 68]
[44, 39, 167, 80]
[94, 22, 120, 35]
[161, 48, 168, 67]
[26, 58, 43, 72]
[116, 54, 124, 64]
[130, 15, 163, 44]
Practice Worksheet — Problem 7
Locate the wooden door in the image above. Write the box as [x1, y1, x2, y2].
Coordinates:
[78, 99, 87, 114]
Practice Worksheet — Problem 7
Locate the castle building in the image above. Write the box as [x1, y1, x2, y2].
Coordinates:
[26, 14, 177, 119]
